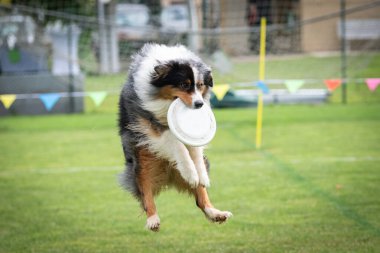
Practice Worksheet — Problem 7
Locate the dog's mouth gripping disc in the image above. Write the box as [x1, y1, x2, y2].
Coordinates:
[167, 98, 216, 147]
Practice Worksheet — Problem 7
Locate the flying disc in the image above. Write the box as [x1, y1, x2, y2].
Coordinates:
[167, 98, 216, 147]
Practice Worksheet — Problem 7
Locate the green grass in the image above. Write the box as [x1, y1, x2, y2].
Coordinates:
[1, 103, 380, 252]
[1, 52, 379, 252]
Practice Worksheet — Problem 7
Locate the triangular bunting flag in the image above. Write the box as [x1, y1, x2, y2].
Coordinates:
[0, 94, 16, 109]
[324, 79, 341, 92]
[284, 80, 305, 94]
[256, 81, 270, 94]
[88, 91, 107, 107]
[212, 84, 230, 101]
[366, 78, 380, 92]
[39, 93, 61, 111]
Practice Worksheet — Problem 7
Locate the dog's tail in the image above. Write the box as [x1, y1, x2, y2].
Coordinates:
[118, 159, 141, 201]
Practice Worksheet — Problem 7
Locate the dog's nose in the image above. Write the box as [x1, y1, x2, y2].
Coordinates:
[194, 100, 204, 109]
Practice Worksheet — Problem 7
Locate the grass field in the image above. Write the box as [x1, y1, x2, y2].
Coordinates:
[1, 52, 380, 252]
[1, 102, 380, 252]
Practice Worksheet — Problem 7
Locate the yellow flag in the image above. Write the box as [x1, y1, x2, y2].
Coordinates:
[213, 84, 230, 101]
[0, 94, 16, 109]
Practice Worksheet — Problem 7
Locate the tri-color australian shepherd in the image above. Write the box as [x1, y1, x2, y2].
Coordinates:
[118, 43, 232, 232]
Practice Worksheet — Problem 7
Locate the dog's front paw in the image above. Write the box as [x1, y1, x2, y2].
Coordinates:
[199, 171, 210, 188]
[182, 168, 199, 188]
[146, 214, 160, 232]
[204, 207, 233, 224]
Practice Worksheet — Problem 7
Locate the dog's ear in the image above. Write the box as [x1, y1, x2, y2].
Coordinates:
[204, 71, 214, 87]
[154, 63, 172, 79]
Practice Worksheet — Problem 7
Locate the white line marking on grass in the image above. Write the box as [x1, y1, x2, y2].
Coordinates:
[31, 166, 122, 174]
[213, 156, 380, 168]
[213, 160, 265, 167]
[290, 156, 380, 164]
[1, 156, 378, 176]
[0, 166, 122, 176]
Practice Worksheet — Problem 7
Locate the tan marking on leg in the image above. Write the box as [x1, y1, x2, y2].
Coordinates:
[195, 186, 213, 209]
[194, 186, 233, 224]
[137, 147, 170, 231]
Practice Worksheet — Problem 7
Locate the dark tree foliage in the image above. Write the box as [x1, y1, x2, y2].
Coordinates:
[12, 0, 97, 16]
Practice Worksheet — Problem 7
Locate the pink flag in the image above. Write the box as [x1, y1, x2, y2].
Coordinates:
[366, 78, 380, 92]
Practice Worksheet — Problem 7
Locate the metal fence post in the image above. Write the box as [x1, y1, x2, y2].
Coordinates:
[98, 0, 109, 73]
[68, 21, 74, 113]
[188, 0, 200, 53]
[340, 0, 347, 104]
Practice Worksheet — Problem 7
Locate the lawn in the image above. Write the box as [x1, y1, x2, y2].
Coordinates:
[1, 102, 380, 252]
[1, 52, 380, 252]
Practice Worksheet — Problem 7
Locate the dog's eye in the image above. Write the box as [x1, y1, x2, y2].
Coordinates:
[180, 82, 189, 89]
[196, 83, 204, 89]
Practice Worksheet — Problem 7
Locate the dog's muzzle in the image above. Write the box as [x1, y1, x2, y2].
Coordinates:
[194, 100, 204, 109]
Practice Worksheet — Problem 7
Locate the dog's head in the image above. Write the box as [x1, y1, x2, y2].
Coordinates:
[151, 60, 213, 109]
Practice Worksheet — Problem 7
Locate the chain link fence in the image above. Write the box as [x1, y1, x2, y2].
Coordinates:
[0, 0, 379, 115]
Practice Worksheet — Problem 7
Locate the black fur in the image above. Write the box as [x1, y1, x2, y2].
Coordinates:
[118, 80, 170, 199]
[151, 61, 195, 92]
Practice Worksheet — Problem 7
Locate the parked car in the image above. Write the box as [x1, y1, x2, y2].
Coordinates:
[159, 4, 190, 44]
[116, 3, 157, 41]
[160, 4, 190, 34]
[114, 3, 158, 57]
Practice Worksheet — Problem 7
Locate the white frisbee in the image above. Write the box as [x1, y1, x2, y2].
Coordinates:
[167, 98, 216, 147]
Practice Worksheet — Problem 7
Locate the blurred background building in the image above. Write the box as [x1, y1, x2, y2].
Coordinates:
[1, 0, 378, 74]
[0, 0, 379, 115]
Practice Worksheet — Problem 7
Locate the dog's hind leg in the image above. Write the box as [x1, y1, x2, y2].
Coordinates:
[194, 186, 233, 224]
[136, 148, 167, 232]
[142, 187, 160, 231]
[138, 169, 160, 232]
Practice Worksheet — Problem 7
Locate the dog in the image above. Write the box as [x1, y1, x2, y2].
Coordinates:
[118, 43, 232, 231]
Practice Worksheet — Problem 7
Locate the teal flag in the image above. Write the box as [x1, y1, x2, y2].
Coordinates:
[88, 92, 107, 107]
[39, 93, 61, 111]
[284, 80, 305, 94]
[256, 81, 270, 94]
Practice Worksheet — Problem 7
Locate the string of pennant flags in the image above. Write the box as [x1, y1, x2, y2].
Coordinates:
[212, 78, 380, 101]
[0, 91, 110, 111]
[1, 78, 379, 110]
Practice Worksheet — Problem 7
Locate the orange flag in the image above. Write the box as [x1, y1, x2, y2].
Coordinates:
[324, 79, 342, 92]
